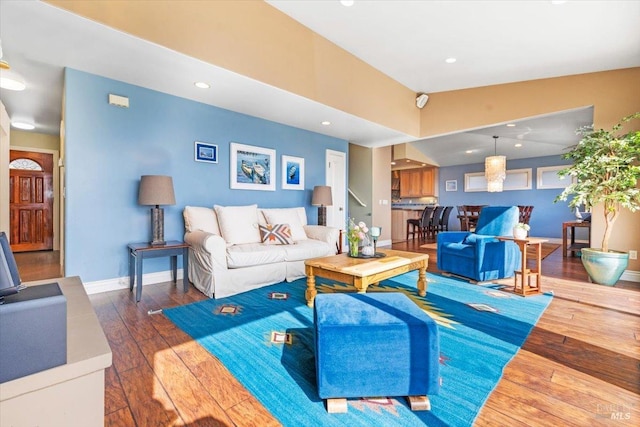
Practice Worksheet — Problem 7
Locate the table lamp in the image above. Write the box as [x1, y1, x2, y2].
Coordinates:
[312, 185, 332, 226]
[138, 175, 176, 245]
[370, 226, 381, 254]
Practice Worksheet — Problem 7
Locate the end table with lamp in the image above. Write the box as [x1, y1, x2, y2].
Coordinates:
[131, 175, 189, 302]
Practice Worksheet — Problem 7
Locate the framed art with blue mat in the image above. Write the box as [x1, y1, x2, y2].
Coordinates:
[164, 272, 552, 426]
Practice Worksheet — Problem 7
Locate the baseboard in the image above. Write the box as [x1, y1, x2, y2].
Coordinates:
[620, 270, 640, 283]
[84, 269, 184, 295]
[376, 239, 392, 248]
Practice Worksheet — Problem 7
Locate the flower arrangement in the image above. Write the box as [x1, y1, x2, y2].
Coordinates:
[514, 223, 530, 231]
[347, 218, 368, 256]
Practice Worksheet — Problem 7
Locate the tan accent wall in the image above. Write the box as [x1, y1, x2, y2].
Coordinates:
[45, 0, 420, 136]
[10, 130, 60, 151]
[372, 146, 392, 243]
[420, 68, 640, 137]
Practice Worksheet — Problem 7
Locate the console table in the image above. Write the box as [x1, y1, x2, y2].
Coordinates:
[0, 276, 112, 426]
[128, 241, 189, 302]
[562, 221, 591, 258]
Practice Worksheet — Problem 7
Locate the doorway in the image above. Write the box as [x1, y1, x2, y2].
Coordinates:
[9, 150, 54, 252]
[325, 149, 346, 231]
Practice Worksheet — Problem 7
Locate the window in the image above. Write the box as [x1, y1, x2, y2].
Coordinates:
[537, 165, 573, 189]
[8, 158, 43, 171]
[464, 168, 532, 192]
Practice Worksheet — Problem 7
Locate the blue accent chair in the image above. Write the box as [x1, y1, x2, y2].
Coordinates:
[437, 206, 521, 282]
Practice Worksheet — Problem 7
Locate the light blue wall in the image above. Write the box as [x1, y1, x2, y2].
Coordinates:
[64, 69, 348, 282]
[437, 156, 581, 238]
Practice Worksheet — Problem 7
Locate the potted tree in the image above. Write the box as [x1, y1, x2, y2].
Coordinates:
[555, 112, 640, 285]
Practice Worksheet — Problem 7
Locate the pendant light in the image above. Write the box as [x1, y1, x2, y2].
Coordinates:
[485, 136, 506, 192]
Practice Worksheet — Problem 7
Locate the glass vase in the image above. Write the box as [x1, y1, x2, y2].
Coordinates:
[348, 240, 359, 257]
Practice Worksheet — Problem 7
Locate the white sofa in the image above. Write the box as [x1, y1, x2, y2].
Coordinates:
[183, 204, 340, 299]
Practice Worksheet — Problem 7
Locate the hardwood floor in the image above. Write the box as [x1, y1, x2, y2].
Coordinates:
[15, 243, 640, 426]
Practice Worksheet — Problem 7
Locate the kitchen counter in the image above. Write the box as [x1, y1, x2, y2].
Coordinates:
[392, 204, 432, 211]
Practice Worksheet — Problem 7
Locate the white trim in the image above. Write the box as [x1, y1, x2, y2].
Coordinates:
[84, 269, 184, 295]
[620, 270, 640, 283]
[376, 239, 393, 248]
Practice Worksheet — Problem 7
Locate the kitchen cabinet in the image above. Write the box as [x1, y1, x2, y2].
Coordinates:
[399, 168, 435, 198]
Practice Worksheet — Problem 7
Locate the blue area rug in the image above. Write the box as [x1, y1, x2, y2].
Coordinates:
[164, 272, 552, 426]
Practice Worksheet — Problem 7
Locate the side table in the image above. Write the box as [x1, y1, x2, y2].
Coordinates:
[128, 241, 189, 302]
[497, 236, 548, 296]
[562, 220, 591, 257]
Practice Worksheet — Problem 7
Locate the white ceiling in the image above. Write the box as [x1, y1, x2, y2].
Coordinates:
[1, 0, 639, 166]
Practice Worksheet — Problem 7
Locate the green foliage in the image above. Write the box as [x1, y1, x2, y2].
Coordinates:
[554, 112, 640, 252]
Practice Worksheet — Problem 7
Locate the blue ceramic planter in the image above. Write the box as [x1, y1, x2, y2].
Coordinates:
[581, 248, 629, 286]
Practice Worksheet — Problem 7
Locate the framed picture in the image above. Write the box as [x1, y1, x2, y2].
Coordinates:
[281, 155, 304, 190]
[194, 141, 218, 163]
[445, 180, 457, 192]
[230, 142, 276, 191]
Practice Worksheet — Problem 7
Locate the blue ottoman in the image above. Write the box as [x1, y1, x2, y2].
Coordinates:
[314, 292, 440, 413]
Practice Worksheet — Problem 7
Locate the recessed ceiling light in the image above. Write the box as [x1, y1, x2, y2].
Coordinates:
[194, 82, 210, 89]
[445, 58, 457, 64]
[0, 70, 26, 91]
[465, 150, 473, 154]
[340, 0, 354, 6]
[506, 123, 516, 127]
[321, 121, 331, 126]
[515, 143, 523, 147]
[12, 121, 35, 130]
[406, 160, 411, 163]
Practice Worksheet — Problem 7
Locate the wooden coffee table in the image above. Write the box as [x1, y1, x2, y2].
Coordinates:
[304, 249, 429, 307]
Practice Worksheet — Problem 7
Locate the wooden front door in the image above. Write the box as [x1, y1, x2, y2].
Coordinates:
[9, 151, 54, 252]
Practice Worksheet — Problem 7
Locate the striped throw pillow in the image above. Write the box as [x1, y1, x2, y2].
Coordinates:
[259, 224, 293, 245]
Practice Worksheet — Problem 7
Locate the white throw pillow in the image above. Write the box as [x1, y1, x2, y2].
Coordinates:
[183, 206, 220, 235]
[261, 208, 308, 241]
[214, 204, 261, 245]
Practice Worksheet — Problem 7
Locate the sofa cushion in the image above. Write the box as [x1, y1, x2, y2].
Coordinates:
[226, 243, 287, 268]
[258, 224, 293, 245]
[183, 206, 220, 235]
[281, 238, 333, 261]
[261, 208, 308, 241]
[214, 204, 261, 245]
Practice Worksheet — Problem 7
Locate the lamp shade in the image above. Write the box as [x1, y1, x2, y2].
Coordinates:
[312, 185, 332, 206]
[138, 175, 176, 206]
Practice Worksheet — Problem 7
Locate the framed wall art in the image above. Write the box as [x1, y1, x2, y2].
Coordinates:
[281, 155, 304, 190]
[445, 180, 457, 192]
[230, 142, 276, 191]
[194, 141, 218, 163]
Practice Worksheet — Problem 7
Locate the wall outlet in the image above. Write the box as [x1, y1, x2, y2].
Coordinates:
[629, 250, 637, 260]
